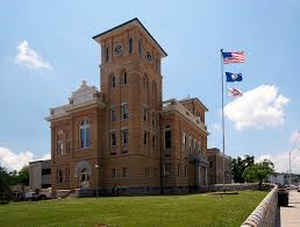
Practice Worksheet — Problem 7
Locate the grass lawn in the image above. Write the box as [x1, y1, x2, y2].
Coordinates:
[0, 190, 268, 227]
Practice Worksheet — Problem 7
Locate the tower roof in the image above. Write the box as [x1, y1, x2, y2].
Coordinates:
[92, 18, 167, 57]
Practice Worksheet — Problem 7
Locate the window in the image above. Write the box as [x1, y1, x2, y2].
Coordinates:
[112, 75, 116, 88]
[123, 72, 127, 84]
[182, 132, 186, 145]
[121, 103, 128, 120]
[164, 164, 171, 176]
[143, 108, 147, 121]
[152, 135, 155, 151]
[122, 167, 128, 177]
[165, 126, 171, 149]
[106, 47, 109, 62]
[209, 161, 213, 168]
[42, 168, 51, 175]
[112, 168, 116, 177]
[138, 39, 142, 56]
[128, 38, 133, 54]
[58, 169, 63, 183]
[80, 119, 90, 149]
[152, 112, 155, 128]
[111, 132, 116, 146]
[120, 71, 127, 85]
[144, 131, 147, 145]
[56, 140, 64, 156]
[65, 168, 70, 183]
[121, 129, 128, 145]
[145, 167, 150, 177]
[177, 165, 180, 176]
[184, 166, 188, 177]
[111, 107, 116, 121]
[56, 130, 64, 156]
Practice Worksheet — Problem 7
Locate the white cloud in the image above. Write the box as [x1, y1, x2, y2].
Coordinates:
[0, 147, 50, 172]
[224, 85, 289, 130]
[258, 131, 300, 174]
[257, 148, 300, 174]
[15, 40, 53, 70]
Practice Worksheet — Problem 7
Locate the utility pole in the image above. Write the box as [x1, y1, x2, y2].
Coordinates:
[289, 130, 300, 186]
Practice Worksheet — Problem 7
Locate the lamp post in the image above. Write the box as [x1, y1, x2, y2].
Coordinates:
[95, 164, 99, 198]
[289, 130, 300, 186]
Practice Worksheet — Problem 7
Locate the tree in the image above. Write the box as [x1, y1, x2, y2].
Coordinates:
[231, 155, 255, 183]
[17, 166, 29, 186]
[243, 159, 274, 189]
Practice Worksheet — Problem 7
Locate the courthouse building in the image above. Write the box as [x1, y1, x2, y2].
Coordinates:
[46, 18, 209, 195]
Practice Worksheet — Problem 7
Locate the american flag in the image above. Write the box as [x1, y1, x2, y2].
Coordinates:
[222, 51, 245, 64]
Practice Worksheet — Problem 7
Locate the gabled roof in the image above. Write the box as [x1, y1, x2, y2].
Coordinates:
[92, 18, 167, 57]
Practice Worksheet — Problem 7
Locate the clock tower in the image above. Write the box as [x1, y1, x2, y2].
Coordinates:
[93, 18, 167, 192]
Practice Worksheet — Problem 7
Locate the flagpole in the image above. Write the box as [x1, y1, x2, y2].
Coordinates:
[220, 49, 226, 189]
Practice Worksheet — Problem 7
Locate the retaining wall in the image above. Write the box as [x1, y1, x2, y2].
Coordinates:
[198, 183, 260, 192]
[241, 185, 278, 227]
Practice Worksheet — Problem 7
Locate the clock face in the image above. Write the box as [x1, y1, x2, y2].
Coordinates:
[114, 44, 123, 56]
[146, 51, 153, 62]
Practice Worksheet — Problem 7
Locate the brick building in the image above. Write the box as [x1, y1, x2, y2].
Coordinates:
[46, 18, 209, 195]
[206, 148, 232, 185]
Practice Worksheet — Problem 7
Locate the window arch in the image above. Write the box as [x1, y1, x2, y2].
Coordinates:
[80, 119, 90, 149]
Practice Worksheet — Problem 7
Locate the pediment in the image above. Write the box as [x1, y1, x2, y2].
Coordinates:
[69, 80, 99, 105]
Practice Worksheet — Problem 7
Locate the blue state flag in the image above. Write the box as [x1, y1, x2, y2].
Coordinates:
[226, 72, 243, 82]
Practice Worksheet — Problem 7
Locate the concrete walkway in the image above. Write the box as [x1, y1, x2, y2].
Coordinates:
[280, 190, 300, 227]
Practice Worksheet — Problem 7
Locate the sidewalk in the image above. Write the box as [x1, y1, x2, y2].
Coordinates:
[280, 190, 300, 227]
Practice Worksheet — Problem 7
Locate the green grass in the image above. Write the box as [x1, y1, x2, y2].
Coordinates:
[0, 190, 268, 227]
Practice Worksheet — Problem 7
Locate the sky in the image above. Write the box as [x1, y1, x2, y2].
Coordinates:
[1, 0, 300, 173]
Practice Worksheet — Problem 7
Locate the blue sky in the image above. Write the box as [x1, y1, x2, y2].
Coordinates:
[1, 0, 300, 173]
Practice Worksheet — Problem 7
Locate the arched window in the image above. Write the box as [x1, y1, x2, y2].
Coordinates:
[106, 47, 109, 62]
[128, 38, 133, 54]
[124, 72, 127, 84]
[80, 168, 89, 182]
[58, 169, 63, 183]
[56, 130, 64, 156]
[120, 71, 127, 85]
[138, 39, 142, 56]
[121, 103, 128, 120]
[165, 125, 171, 149]
[112, 75, 116, 88]
[80, 119, 90, 149]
